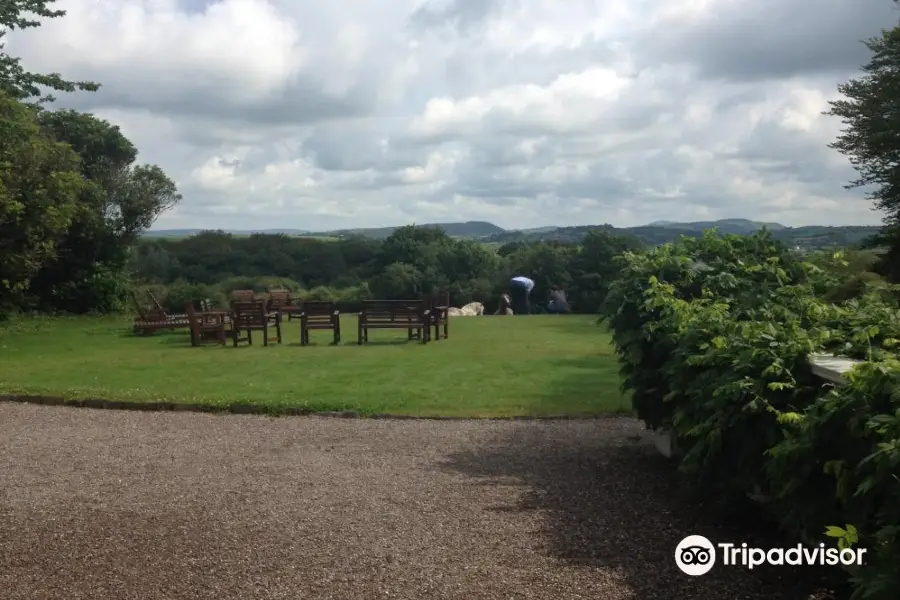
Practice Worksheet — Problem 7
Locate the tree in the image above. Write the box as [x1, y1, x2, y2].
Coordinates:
[0, 90, 85, 310]
[27, 110, 181, 312]
[0, 0, 99, 105]
[826, 21, 900, 280]
[569, 230, 645, 312]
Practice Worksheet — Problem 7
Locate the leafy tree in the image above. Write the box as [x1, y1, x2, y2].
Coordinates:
[28, 110, 181, 312]
[0, 0, 99, 105]
[0, 90, 85, 310]
[374, 262, 423, 299]
[569, 230, 645, 312]
[826, 20, 900, 280]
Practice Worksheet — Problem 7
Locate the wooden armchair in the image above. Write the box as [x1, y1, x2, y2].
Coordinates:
[229, 289, 256, 303]
[422, 290, 450, 340]
[267, 289, 294, 311]
[185, 302, 228, 346]
[267, 289, 296, 326]
[231, 299, 281, 346]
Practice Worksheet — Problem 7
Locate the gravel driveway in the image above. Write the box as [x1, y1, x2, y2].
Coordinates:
[0, 403, 834, 600]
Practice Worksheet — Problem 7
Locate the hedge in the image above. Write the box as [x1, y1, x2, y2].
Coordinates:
[603, 231, 900, 599]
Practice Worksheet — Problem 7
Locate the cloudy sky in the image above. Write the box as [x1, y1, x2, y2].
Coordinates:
[6, 0, 898, 231]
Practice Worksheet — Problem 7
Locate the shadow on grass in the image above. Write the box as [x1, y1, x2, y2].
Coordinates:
[437, 428, 839, 600]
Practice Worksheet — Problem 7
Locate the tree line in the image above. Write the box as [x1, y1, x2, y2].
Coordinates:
[130, 227, 646, 314]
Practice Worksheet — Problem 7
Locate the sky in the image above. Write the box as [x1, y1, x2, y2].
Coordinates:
[5, 0, 898, 231]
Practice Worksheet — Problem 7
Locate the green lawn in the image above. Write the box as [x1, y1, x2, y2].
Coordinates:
[0, 314, 628, 417]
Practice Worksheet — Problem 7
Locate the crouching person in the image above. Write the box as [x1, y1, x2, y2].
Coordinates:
[508, 276, 534, 315]
[547, 285, 569, 314]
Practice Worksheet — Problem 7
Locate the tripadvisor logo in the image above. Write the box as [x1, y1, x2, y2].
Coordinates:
[675, 535, 867, 576]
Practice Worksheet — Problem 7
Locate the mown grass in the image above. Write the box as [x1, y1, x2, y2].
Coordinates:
[0, 314, 628, 417]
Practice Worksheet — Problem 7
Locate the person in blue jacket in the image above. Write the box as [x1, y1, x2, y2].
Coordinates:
[508, 275, 534, 315]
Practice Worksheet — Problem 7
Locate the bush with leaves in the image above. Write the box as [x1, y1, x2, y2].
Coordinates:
[603, 229, 900, 599]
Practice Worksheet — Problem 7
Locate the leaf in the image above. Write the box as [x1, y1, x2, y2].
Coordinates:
[824, 526, 847, 538]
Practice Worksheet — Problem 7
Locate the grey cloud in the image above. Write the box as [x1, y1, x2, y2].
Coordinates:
[56, 71, 373, 126]
[408, 0, 510, 34]
[407, 36, 620, 101]
[302, 122, 425, 172]
[16, 0, 888, 230]
[638, 0, 898, 82]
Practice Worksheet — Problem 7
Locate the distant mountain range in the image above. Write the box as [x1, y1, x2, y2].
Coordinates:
[145, 219, 883, 249]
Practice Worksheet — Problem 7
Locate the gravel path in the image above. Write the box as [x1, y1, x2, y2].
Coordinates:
[1, 403, 834, 600]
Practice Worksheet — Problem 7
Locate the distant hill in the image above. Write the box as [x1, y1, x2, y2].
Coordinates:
[483, 219, 882, 249]
[144, 228, 310, 238]
[144, 218, 883, 250]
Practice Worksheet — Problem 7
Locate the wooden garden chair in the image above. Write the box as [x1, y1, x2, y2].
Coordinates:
[229, 289, 256, 302]
[184, 302, 228, 346]
[299, 301, 341, 345]
[267, 289, 299, 324]
[231, 299, 281, 346]
[422, 290, 450, 340]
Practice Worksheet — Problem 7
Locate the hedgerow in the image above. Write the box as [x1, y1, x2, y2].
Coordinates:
[603, 230, 900, 599]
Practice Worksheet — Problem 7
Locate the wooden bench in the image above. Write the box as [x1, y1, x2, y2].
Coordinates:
[358, 300, 430, 345]
[299, 301, 341, 345]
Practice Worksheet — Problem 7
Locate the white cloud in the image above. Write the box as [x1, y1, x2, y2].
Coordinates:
[3, 0, 895, 230]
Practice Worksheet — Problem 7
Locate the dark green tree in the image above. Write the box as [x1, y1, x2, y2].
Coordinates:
[826, 20, 900, 280]
[569, 230, 645, 312]
[0, 0, 99, 105]
[28, 111, 181, 312]
[0, 90, 86, 311]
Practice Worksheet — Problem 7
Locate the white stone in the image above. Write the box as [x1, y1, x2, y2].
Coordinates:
[651, 428, 677, 458]
[808, 353, 862, 386]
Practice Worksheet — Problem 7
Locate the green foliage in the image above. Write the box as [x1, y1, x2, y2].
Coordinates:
[484, 221, 883, 250]
[826, 23, 900, 281]
[0, 8, 180, 317]
[602, 230, 900, 599]
[129, 226, 644, 314]
[22, 110, 181, 313]
[0, 91, 85, 311]
[154, 280, 225, 314]
[0, 0, 99, 105]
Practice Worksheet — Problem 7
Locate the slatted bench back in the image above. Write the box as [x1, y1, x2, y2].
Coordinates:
[231, 300, 268, 328]
[267, 289, 293, 310]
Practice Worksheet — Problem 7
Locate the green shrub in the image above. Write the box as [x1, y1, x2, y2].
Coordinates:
[219, 276, 302, 294]
[602, 230, 900, 599]
[156, 279, 225, 313]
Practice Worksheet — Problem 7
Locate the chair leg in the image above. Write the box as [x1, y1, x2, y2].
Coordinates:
[263, 327, 269, 347]
[232, 327, 239, 347]
[275, 320, 282, 344]
[248, 329, 253, 345]
[358, 320, 363, 345]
